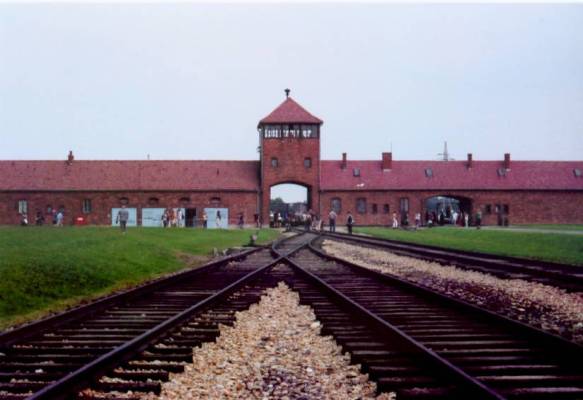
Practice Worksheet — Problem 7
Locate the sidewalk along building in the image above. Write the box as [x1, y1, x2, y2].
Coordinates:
[1, 90, 583, 227]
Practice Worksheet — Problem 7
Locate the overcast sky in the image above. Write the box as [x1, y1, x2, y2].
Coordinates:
[1, 4, 582, 199]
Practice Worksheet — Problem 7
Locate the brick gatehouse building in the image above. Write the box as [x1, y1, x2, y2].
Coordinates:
[1, 92, 583, 226]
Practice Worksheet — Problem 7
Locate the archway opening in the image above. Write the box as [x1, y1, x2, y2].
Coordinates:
[425, 195, 472, 226]
[270, 183, 309, 227]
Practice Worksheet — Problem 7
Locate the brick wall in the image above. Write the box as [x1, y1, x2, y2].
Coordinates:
[260, 136, 320, 223]
[0, 191, 259, 226]
[320, 190, 583, 226]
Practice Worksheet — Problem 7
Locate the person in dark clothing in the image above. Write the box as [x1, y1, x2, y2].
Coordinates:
[475, 210, 482, 229]
[35, 210, 44, 226]
[346, 211, 354, 235]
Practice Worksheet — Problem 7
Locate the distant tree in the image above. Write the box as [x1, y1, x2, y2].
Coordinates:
[270, 197, 287, 215]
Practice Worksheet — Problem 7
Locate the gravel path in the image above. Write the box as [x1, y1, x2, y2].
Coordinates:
[143, 282, 393, 400]
[322, 240, 583, 344]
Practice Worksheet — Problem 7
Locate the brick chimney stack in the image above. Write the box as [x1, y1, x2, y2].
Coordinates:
[467, 153, 473, 168]
[67, 150, 74, 165]
[341, 153, 347, 169]
[504, 153, 511, 170]
[382, 152, 392, 170]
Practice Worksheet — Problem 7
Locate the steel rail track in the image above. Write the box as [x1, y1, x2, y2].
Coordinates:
[3, 232, 581, 399]
[320, 231, 583, 292]
[278, 236, 583, 399]
[0, 235, 310, 400]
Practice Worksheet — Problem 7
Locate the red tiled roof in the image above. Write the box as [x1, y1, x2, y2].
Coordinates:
[0, 160, 260, 191]
[259, 97, 323, 125]
[321, 160, 583, 191]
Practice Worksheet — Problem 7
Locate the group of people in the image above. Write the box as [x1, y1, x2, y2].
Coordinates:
[20, 209, 65, 227]
[161, 208, 185, 228]
[425, 209, 471, 228]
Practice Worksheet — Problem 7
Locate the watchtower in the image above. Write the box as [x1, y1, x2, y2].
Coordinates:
[258, 90, 323, 224]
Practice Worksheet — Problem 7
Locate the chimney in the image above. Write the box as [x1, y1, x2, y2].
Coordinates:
[503, 153, 511, 170]
[382, 152, 392, 170]
[467, 153, 473, 169]
[341, 153, 347, 169]
[67, 150, 74, 165]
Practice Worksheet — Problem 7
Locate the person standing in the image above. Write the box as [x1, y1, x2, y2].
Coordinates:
[328, 209, 337, 232]
[177, 208, 184, 228]
[346, 211, 354, 235]
[392, 211, 399, 229]
[464, 212, 469, 228]
[35, 210, 44, 226]
[238, 213, 244, 229]
[162, 210, 168, 228]
[202, 211, 208, 229]
[415, 212, 421, 229]
[475, 209, 482, 229]
[20, 213, 28, 226]
[116, 205, 129, 233]
[216, 210, 222, 228]
[56, 210, 64, 227]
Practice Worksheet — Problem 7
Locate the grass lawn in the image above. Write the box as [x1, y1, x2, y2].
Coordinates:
[354, 226, 583, 266]
[0, 227, 279, 330]
[510, 224, 583, 231]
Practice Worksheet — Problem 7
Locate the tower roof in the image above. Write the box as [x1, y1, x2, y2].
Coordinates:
[259, 96, 323, 125]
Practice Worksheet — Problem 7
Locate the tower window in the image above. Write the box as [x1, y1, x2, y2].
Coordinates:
[82, 199, 92, 214]
[304, 157, 312, 168]
[271, 158, 278, 168]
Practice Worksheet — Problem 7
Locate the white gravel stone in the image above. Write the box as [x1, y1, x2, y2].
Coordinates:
[142, 282, 393, 399]
[322, 240, 583, 343]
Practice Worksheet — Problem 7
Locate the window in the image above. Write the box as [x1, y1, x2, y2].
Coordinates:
[372, 203, 378, 214]
[399, 198, 409, 213]
[331, 197, 342, 214]
[353, 168, 360, 177]
[271, 158, 278, 168]
[148, 197, 159, 206]
[18, 200, 27, 214]
[383, 204, 390, 214]
[425, 168, 433, 178]
[304, 157, 312, 168]
[574, 168, 582, 178]
[82, 199, 92, 214]
[210, 197, 221, 207]
[356, 198, 367, 214]
[119, 197, 129, 205]
[503, 204, 509, 214]
[485, 204, 492, 214]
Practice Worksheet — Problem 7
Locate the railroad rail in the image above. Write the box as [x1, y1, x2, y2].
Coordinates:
[319, 230, 583, 292]
[1, 232, 581, 399]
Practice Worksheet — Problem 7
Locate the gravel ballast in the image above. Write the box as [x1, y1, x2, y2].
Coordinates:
[145, 282, 393, 400]
[322, 240, 583, 343]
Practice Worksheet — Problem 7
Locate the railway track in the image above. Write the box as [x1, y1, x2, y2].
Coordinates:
[1, 232, 581, 399]
[320, 231, 583, 292]
[286, 237, 583, 399]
